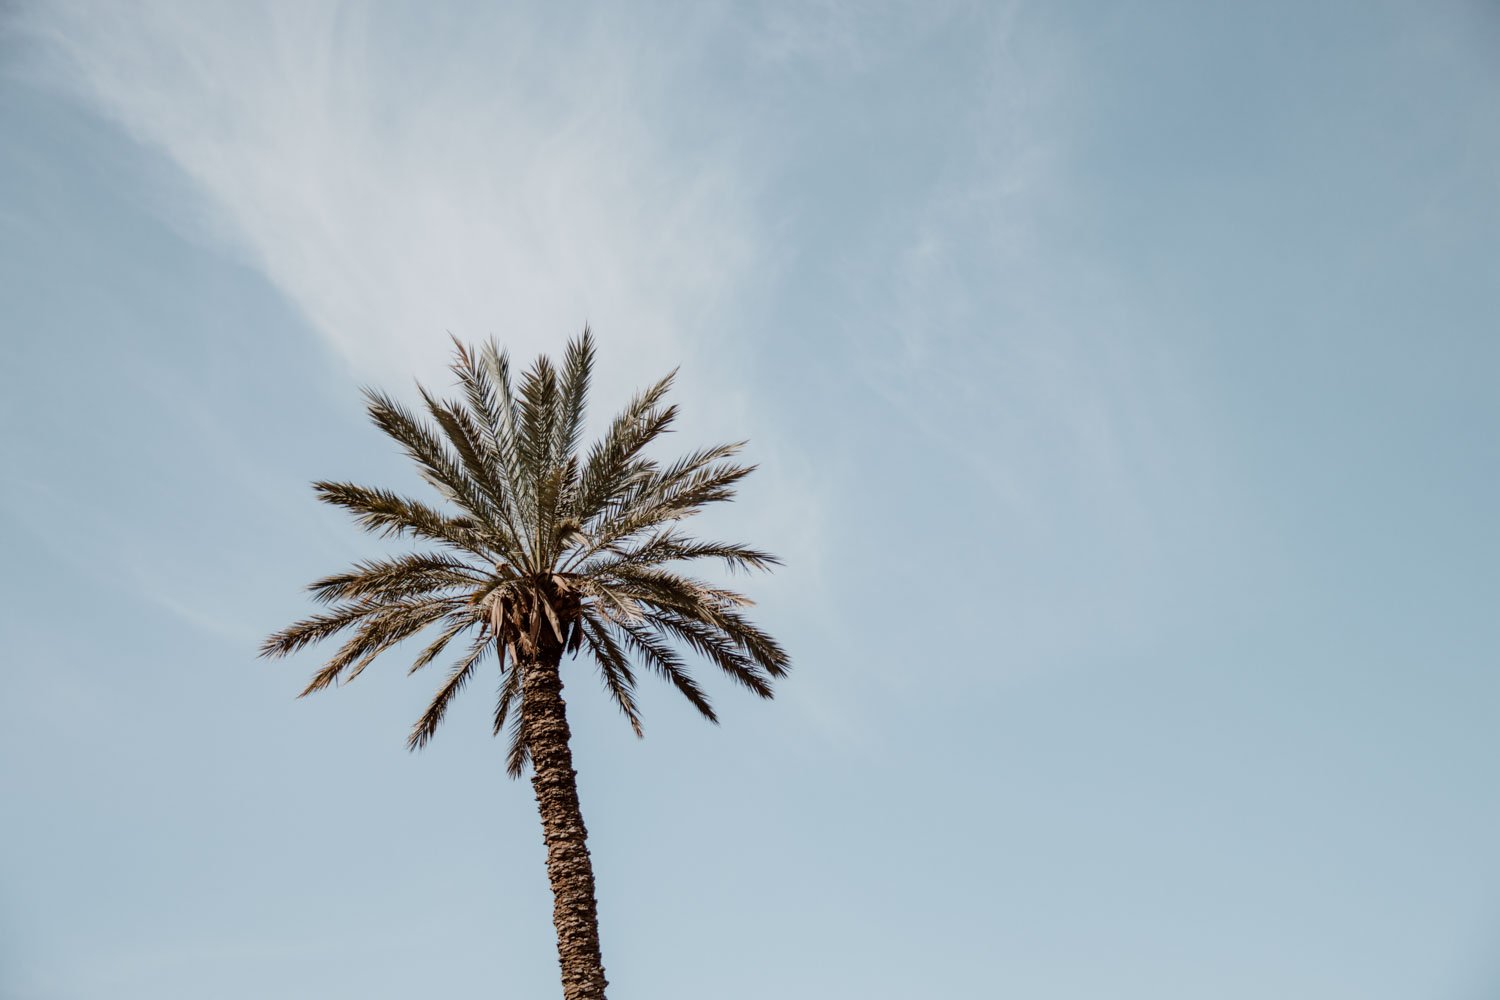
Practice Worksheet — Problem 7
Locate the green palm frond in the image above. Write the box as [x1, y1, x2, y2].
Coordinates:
[578, 615, 643, 737]
[312, 482, 494, 557]
[554, 327, 595, 464]
[408, 618, 471, 675]
[408, 634, 492, 750]
[308, 552, 486, 605]
[614, 621, 717, 723]
[362, 388, 495, 519]
[572, 372, 677, 527]
[451, 338, 533, 540]
[416, 386, 522, 549]
[570, 460, 756, 567]
[260, 598, 391, 659]
[580, 530, 781, 575]
[643, 611, 775, 697]
[326, 598, 464, 684]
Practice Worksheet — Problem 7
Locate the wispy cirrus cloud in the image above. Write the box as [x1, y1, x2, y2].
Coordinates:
[13, 1, 756, 400]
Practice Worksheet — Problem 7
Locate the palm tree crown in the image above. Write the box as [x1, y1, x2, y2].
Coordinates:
[261, 329, 790, 773]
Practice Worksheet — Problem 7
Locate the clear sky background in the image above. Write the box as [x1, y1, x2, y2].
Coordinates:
[3, 2, 1498, 998]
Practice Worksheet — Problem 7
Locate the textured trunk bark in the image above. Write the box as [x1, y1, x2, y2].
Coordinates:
[523, 644, 609, 1000]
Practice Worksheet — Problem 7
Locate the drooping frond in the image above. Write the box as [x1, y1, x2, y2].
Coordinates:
[578, 614, 643, 737]
[261, 598, 391, 659]
[596, 564, 741, 615]
[298, 593, 462, 695]
[613, 621, 718, 724]
[697, 604, 790, 679]
[491, 649, 521, 737]
[409, 618, 471, 675]
[408, 634, 492, 750]
[503, 692, 530, 779]
[589, 563, 789, 682]
[643, 610, 775, 698]
[489, 642, 532, 778]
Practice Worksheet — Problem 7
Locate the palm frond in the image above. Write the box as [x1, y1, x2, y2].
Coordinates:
[490, 645, 521, 738]
[491, 640, 530, 778]
[260, 598, 390, 659]
[408, 617, 472, 675]
[581, 530, 781, 576]
[408, 634, 491, 750]
[417, 385, 530, 564]
[571, 372, 677, 526]
[503, 696, 530, 779]
[570, 460, 755, 566]
[299, 597, 463, 695]
[312, 481, 494, 558]
[595, 566, 788, 678]
[308, 552, 485, 605]
[644, 611, 774, 697]
[697, 604, 790, 678]
[578, 613, 644, 737]
[614, 621, 717, 724]
[452, 337, 535, 536]
[516, 354, 561, 485]
[554, 327, 595, 470]
[597, 564, 744, 615]
[362, 388, 494, 521]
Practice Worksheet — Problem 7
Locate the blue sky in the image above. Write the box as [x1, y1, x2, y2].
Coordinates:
[3, 2, 1498, 997]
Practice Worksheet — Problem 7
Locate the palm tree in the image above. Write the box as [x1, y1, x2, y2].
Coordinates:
[260, 329, 788, 1000]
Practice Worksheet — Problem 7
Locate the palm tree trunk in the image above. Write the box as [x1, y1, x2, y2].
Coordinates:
[523, 649, 609, 1000]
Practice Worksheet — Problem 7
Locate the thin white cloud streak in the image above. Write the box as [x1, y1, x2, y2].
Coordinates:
[15, 1, 753, 400]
